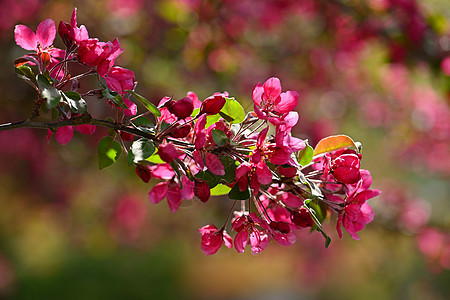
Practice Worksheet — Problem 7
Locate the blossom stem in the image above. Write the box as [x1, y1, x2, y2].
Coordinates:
[221, 200, 238, 231]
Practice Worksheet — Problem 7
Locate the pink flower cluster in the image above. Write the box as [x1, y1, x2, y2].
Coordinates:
[12, 9, 382, 256]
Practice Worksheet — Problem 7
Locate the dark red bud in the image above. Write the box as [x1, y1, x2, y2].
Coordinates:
[120, 131, 134, 141]
[278, 165, 297, 178]
[169, 123, 191, 138]
[291, 207, 314, 228]
[194, 179, 211, 203]
[168, 97, 194, 119]
[157, 143, 179, 163]
[200, 95, 226, 115]
[58, 21, 73, 48]
[135, 164, 151, 183]
[270, 221, 291, 234]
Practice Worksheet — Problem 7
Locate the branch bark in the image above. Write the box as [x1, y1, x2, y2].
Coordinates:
[0, 114, 156, 140]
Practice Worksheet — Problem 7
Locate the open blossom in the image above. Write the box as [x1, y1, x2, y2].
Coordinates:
[15, 19, 56, 52]
[199, 225, 233, 255]
[232, 213, 270, 255]
[148, 176, 194, 212]
[252, 77, 299, 124]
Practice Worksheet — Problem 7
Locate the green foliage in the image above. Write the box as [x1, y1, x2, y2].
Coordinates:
[97, 136, 122, 170]
[127, 138, 155, 165]
[210, 184, 231, 196]
[220, 97, 245, 124]
[211, 129, 229, 146]
[37, 74, 61, 109]
[102, 89, 127, 110]
[298, 140, 314, 166]
[62, 91, 87, 114]
[15, 65, 36, 84]
[228, 183, 250, 200]
[126, 90, 161, 117]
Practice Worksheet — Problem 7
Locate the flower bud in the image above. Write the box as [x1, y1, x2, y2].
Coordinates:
[157, 143, 179, 163]
[120, 131, 134, 141]
[168, 97, 194, 119]
[291, 207, 314, 228]
[200, 95, 226, 115]
[194, 179, 211, 203]
[270, 221, 291, 234]
[58, 21, 73, 49]
[169, 123, 191, 138]
[278, 165, 297, 178]
[135, 163, 151, 183]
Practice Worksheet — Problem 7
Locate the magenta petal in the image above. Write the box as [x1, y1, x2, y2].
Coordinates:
[167, 187, 182, 212]
[205, 153, 225, 175]
[46, 130, 53, 143]
[75, 124, 96, 135]
[14, 25, 37, 50]
[234, 230, 248, 253]
[256, 161, 272, 185]
[36, 19, 56, 48]
[359, 202, 375, 224]
[123, 98, 137, 116]
[252, 83, 264, 106]
[148, 182, 168, 204]
[276, 91, 299, 114]
[262, 77, 282, 100]
[354, 189, 382, 203]
[223, 230, 233, 248]
[180, 176, 194, 200]
[282, 192, 303, 208]
[55, 126, 74, 145]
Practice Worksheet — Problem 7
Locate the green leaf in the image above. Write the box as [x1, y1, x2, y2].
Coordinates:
[210, 184, 232, 196]
[228, 184, 250, 200]
[298, 140, 314, 166]
[313, 134, 359, 156]
[133, 116, 154, 128]
[127, 138, 155, 165]
[15, 65, 36, 84]
[62, 91, 87, 114]
[146, 153, 165, 164]
[211, 129, 229, 146]
[126, 90, 161, 117]
[195, 170, 221, 189]
[97, 136, 122, 170]
[305, 201, 332, 248]
[102, 88, 127, 109]
[218, 111, 234, 122]
[220, 156, 238, 184]
[306, 179, 323, 199]
[37, 74, 61, 109]
[220, 97, 245, 124]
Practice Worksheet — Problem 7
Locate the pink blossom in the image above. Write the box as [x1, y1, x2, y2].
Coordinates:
[199, 225, 233, 255]
[15, 19, 56, 51]
[232, 213, 270, 255]
[104, 66, 136, 95]
[252, 77, 299, 124]
[148, 177, 195, 212]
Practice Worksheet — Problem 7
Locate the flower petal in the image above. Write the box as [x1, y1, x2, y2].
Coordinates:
[55, 126, 74, 145]
[14, 25, 37, 50]
[148, 182, 168, 204]
[205, 152, 225, 175]
[276, 91, 299, 114]
[36, 19, 56, 49]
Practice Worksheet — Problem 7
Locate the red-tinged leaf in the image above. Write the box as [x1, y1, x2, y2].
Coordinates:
[313, 135, 358, 156]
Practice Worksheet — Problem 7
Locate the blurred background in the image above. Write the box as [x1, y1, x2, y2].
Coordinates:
[0, 0, 449, 299]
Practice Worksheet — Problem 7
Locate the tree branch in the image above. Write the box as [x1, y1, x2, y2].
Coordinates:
[0, 114, 156, 140]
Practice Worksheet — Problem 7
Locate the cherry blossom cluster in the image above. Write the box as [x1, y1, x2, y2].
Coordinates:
[10, 9, 381, 255]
